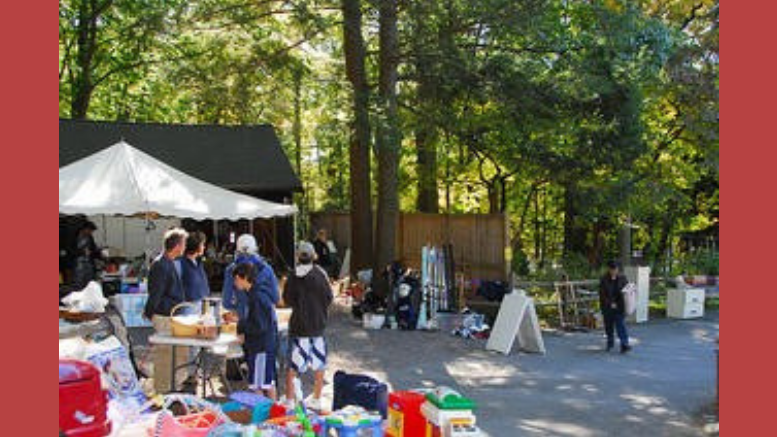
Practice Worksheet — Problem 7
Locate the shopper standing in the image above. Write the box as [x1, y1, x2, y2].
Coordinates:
[283, 242, 333, 411]
[180, 231, 211, 312]
[73, 221, 102, 289]
[222, 234, 279, 321]
[144, 228, 190, 393]
[599, 260, 632, 353]
[233, 262, 279, 400]
[313, 229, 337, 279]
[179, 231, 211, 385]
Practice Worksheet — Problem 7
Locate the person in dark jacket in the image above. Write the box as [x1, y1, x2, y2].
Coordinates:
[144, 228, 190, 392]
[234, 262, 278, 400]
[179, 231, 211, 383]
[73, 221, 102, 289]
[180, 231, 210, 310]
[599, 260, 631, 353]
[313, 229, 338, 280]
[222, 234, 279, 321]
[283, 241, 333, 410]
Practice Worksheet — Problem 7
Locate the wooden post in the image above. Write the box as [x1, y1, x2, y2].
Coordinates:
[213, 220, 219, 249]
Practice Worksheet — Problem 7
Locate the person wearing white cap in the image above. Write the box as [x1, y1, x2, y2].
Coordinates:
[222, 234, 279, 321]
[283, 241, 333, 411]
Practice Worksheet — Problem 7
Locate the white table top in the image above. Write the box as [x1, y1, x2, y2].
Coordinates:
[148, 332, 240, 348]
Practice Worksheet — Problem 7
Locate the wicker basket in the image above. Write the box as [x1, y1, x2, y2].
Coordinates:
[170, 302, 200, 338]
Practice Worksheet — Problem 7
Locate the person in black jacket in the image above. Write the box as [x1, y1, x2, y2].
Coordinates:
[179, 231, 211, 383]
[313, 229, 338, 280]
[73, 221, 103, 289]
[180, 231, 210, 310]
[144, 228, 189, 392]
[233, 262, 278, 400]
[283, 241, 333, 410]
[599, 260, 632, 353]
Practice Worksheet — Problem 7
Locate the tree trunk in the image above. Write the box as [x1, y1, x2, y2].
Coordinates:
[563, 183, 587, 257]
[293, 70, 303, 176]
[499, 177, 508, 213]
[70, 0, 102, 119]
[374, 0, 401, 297]
[655, 200, 677, 272]
[540, 188, 548, 268]
[342, 0, 374, 273]
[534, 188, 541, 261]
[511, 181, 541, 250]
[416, 127, 439, 213]
[292, 69, 307, 239]
[588, 221, 606, 267]
[487, 183, 499, 214]
[413, 12, 439, 213]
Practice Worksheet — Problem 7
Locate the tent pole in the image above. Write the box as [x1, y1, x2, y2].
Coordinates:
[102, 215, 107, 246]
[145, 212, 152, 270]
[293, 215, 298, 268]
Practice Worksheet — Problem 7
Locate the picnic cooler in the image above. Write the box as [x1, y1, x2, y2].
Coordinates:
[387, 391, 427, 437]
[59, 359, 112, 437]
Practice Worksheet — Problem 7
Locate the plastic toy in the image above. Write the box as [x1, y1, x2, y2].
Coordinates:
[324, 406, 384, 437]
[387, 391, 426, 437]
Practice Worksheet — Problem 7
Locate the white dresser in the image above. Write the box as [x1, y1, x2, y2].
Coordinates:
[666, 288, 706, 319]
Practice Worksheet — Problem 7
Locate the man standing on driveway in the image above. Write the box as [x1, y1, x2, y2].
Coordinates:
[599, 260, 632, 354]
[283, 242, 333, 411]
[144, 228, 189, 392]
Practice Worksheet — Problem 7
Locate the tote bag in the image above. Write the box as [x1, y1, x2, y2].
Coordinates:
[622, 283, 637, 316]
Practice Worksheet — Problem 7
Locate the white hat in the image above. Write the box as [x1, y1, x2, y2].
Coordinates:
[236, 234, 258, 254]
[296, 241, 316, 260]
[399, 283, 411, 298]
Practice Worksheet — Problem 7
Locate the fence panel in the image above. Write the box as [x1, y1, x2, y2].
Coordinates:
[309, 212, 508, 280]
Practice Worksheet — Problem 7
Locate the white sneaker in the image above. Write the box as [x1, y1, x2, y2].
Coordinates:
[305, 397, 323, 412]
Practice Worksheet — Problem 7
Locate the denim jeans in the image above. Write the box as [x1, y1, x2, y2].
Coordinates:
[602, 308, 629, 347]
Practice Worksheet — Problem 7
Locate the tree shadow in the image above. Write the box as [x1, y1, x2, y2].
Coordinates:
[323, 303, 718, 436]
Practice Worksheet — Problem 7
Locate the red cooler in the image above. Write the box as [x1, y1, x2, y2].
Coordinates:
[387, 391, 427, 437]
[59, 359, 111, 437]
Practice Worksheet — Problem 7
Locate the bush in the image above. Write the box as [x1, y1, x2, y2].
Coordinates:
[511, 247, 531, 277]
[672, 248, 719, 276]
[525, 252, 599, 282]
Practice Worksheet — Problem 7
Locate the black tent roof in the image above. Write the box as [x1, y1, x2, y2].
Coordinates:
[59, 119, 302, 196]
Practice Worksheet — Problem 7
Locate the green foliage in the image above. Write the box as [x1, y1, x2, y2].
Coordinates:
[59, 0, 718, 275]
[672, 247, 719, 276]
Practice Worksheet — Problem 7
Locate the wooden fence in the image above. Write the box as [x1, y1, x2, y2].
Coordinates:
[309, 212, 509, 280]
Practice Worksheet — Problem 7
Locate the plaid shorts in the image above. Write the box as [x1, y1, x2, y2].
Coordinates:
[289, 337, 327, 374]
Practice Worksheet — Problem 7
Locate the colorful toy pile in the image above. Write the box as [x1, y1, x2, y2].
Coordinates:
[58, 352, 483, 437]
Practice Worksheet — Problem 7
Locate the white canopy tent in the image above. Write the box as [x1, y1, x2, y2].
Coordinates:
[59, 141, 297, 220]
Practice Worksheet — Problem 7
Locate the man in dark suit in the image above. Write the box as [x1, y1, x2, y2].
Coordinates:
[599, 260, 632, 353]
[144, 228, 189, 392]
